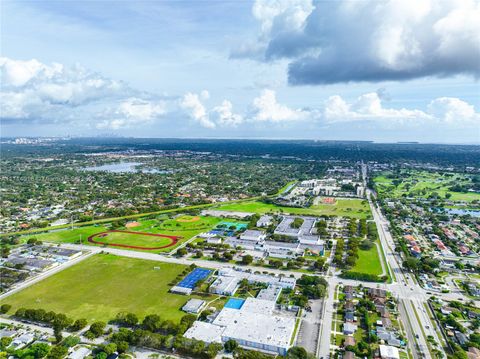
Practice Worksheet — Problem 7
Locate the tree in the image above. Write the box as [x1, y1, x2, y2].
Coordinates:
[53, 325, 63, 343]
[0, 304, 11, 314]
[1, 337, 13, 350]
[287, 346, 315, 359]
[88, 321, 106, 337]
[62, 336, 80, 348]
[70, 318, 88, 331]
[142, 314, 161, 332]
[224, 339, 238, 353]
[125, 312, 139, 327]
[177, 248, 188, 257]
[359, 239, 373, 250]
[313, 258, 326, 270]
[46, 345, 68, 359]
[95, 352, 108, 359]
[403, 257, 419, 272]
[241, 255, 253, 265]
[103, 343, 117, 355]
[30, 342, 51, 358]
[116, 341, 129, 354]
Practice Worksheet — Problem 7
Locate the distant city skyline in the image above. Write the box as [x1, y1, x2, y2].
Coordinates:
[1, 0, 479, 142]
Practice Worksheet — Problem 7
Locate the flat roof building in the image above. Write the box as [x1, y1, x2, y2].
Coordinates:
[240, 230, 267, 242]
[184, 297, 296, 356]
[257, 285, 282, 302]
[184, 321, 224, 344]
[379, 345, 400, 359]
[182, 299, 206, 314]
[257, 215, 273, 228]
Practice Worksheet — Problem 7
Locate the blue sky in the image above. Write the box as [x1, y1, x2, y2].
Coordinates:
[1, 0, 479, 142]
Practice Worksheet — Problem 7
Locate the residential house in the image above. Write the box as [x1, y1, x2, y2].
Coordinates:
[343, 322, 357, 335]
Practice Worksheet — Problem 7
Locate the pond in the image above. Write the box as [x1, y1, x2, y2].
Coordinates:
[433, 207, 480, 218]
[83, 161, 171, 174]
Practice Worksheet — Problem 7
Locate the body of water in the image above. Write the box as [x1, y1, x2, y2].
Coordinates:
[433, 207, 480, 218]
[83, 162, 170, 174]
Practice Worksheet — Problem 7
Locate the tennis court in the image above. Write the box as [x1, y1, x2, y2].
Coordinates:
[216, 221, 247, 231]
[177, 268, 212, 289]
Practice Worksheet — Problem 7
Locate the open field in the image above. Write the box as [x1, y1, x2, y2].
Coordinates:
[214, 198, 371, 219]
[352, 242, 384, 276]
[0, 254, 214, 322]
[21, 215, 225, 252]
[88, 230, 179, 250]
[374, 171, 480, 202]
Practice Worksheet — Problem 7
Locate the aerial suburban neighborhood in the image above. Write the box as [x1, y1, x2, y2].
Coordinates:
[1, 0, 480, 359]
[0, 139, 479, 359]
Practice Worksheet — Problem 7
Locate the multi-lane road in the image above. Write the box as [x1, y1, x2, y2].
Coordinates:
[1, 168, 472, 358]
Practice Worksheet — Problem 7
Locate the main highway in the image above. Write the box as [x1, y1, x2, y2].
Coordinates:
[2, 167, 471, 358]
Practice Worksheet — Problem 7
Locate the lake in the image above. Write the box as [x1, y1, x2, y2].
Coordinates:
[83, 162, 171, 174]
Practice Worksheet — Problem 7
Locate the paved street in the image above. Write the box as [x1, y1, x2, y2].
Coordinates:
[1, 171, 474, 358]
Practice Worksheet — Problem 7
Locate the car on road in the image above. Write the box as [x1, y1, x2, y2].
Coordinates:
[426, 326, 430, 329]
[415, 334, 420, 339]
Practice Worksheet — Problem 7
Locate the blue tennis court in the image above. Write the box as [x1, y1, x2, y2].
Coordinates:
[224, 298, 245, 309]
[177, 268, 212, 289]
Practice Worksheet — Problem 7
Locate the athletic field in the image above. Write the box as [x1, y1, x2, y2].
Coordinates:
[214, 199, 371, 219]
[20, 215, 225, 252]
[0, 254, 214, 322]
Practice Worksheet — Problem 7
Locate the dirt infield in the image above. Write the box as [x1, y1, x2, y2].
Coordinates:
[88, 230, 180, 250]
[321, 197, 337, 204]
[176, 216, 200, 223]
[125, 221, 140, 228]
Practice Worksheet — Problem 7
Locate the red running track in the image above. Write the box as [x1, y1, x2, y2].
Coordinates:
[88, 230, 181, 250]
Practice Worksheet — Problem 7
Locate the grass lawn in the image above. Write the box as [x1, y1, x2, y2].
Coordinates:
[20, 215, 225, 253]
[352, 241, 384, 276]
[20, 225, 110, 245]
[1, 254, 214, 323]
[89, 231, 175, 248]
[215, 199, 371, 219]
[374, 171, 480, 202]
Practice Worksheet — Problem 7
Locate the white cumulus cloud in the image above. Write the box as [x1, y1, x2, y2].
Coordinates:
[180, 91, 216, 128]
[322, 92, 479, 128]
[428, 97, 479, 124]
[212, 100, 243, 127]
[96, 97, 167, 130]
[251, 89, 307, 122]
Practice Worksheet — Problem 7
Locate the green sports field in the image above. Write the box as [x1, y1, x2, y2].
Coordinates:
[0, 254, 213, 322]
[88, 231, 176, 249]
[21, 215, 226, 252]
[214, 199, 371, 219]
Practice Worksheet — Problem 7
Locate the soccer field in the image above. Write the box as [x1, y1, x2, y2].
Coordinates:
[20, 215, 225, 252]
[215, 199, 371, 219]
[0, 254, 213, 323]
[88, 230, 179, 250]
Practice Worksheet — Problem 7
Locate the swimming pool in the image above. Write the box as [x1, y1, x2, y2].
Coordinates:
[224, 298, 245, 309]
